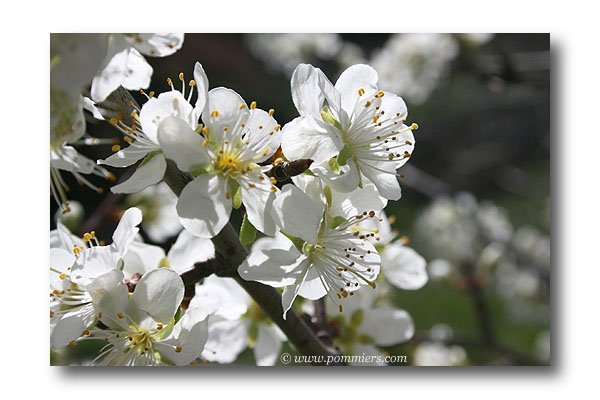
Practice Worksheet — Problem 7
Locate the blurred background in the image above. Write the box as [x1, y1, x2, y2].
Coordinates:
[51, 33, 550, 366]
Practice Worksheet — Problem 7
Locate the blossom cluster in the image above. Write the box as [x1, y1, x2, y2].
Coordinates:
[50, 33, 429, 366]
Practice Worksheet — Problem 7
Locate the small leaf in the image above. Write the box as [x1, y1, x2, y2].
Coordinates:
[239, 214, 257, 245]
[229, 179, 242, 209]
[281, 231, 305, 253]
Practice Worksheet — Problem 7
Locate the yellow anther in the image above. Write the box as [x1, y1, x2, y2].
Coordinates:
[239, 103, 246, 110]
[401, 235, 410, 245]
[50, 311, 54, 318]
[250, 101, 257, 110]
[211, 110, 219, 117]
[109, 118, 118, 125]
[175, 346, 182, 353]
[269, 177, 277, 185]
[226, 192, 231, 199]
[258, 125, 263, 129]
[98, 312, 102, 319]
[117, 312, 124, 319]
[268, 109, 275, 116]
[339, 305, 343, 312]
[112, 144, 121, 152]
[248, 183, 256, 188]
[411, 123, 419, 130]
[274, 157, 284, 164]
[123, 136, 133, 143]
[83, 233, 92, 242]
[167, 77, 173, 86]
[149, 91, 155, 98]
[274, 125, 281, 132]
[372, 115, 379, 123]
[157, 323, 163, 330]
[179, 72, 184, 81]
[189, 80, 196, 87]
[388, 215, 396, 224]
[203, 139, 208, 148]
[69, 340, 77, 347]
[399, 174, 405, 179]
[59, 273, 67, 280]
[368, 211, 375, 218]
[358, 88, 365, 96]
[270, 186, 277, 192]
[365, 101, 371, 107]
[97, 188, 104, 194]
[202, 126, 210, 135]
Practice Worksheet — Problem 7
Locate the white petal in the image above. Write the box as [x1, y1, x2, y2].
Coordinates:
[110, 153, 167, 194]
[382, 243, 428, 290]
[204, 87, 250, 136]
[130, 268, 184, 323]
[290, 63, 325, 117]
[111, 207, 143, 258]
[130, 33, 184, 57]
[254, 324, 284, 366]
[245, 108, 281, 163]
[241, 174, 278, 236]
[121, 48, 153, 92]
[50, 304, 95, 348]
[157, 115, 210, 173]
[177, 175, 232, 238]
[99, 142, 151, 167]
[271, 184, 324, 244]
[51, 145, 96, 174]
[86, 269, 129, 329]
[360, 307, 414, 346]
[238, 237, 305, 287]
[140, 91, 196, 144]
[202, 318, 250, 364]
[50, 248, 75, 274]
[358, 161, 402, 201]
[156, 306, 209, 366]
[281, 256, 311, 319]
[122, 240, 166, 277]
[312, 158, 360, 194]
[330, 180, 387, 219]
[189, 275, 250, 320]
[281, 116, 343, 165]
[193, 61, 209, 120]
[91, 47, 152, 103]
[335, 64, 379, 112]
[167, 230, 215, 274]
[70, 246, 121, 287]
[297, 266, 327, 300]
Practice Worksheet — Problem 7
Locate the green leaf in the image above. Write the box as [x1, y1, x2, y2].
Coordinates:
[328, 156, 340, 174]
[229, 179, 242, 209]
[320, 106, 343, 131]
[240, 214, 257, 245]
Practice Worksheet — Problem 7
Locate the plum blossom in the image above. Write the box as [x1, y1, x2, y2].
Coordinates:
[326, 288, 414, 365]
[82, 268, 208, 366]
[239, 176, 385, 319]
[90, 33, 185, 102]
[281, 63, 417, 200]
[98, 62, 208, 194]
[189, 276, 286, 366]
[157, 80, 281, 238]
[50, 208, 143, 349]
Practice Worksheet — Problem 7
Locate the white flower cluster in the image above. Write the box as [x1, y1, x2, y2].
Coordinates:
[50, 34, 430, 365]
[50, 33, 185, 213]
